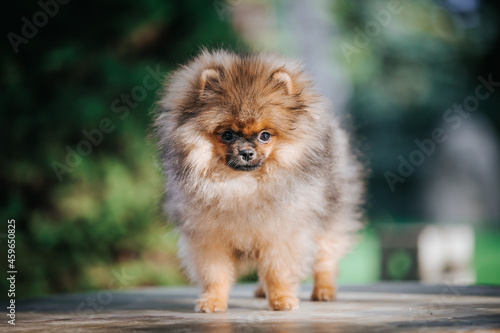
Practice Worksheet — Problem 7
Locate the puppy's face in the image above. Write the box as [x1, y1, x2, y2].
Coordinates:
[215, 125, 274, 172]
[174, 60, 312, 176]
[196, 66, 301, 174]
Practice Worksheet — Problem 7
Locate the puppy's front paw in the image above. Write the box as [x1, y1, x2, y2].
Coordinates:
[311, 285, 336, 301]
[268, 295, 299, 311]
[195, 298, 227, 313]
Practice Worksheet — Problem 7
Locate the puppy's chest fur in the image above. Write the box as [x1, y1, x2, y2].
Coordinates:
[180, 171, 328, 237]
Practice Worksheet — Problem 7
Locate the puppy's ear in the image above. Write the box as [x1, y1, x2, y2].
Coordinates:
[270, 70, 294, 95]
[199, 67, 222, 93]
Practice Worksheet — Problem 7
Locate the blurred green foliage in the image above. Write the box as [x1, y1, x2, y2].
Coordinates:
[1, 0, 240, 298]
[331, 0, 500, 284]
[331, 0, 500, 221]
[474, 229, 500, 285]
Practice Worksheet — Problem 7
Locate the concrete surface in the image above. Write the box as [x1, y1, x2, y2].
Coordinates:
[3, 283, 500, 332]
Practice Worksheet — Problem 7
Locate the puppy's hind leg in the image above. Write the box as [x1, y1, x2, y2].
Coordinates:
[311, 234, 340, 301]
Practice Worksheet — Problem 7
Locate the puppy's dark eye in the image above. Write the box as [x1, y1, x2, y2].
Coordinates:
[221, 130, 234, 142]
[259, 131, 271, 143]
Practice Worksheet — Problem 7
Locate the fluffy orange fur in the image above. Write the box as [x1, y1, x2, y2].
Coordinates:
[154, 50, 364, 312]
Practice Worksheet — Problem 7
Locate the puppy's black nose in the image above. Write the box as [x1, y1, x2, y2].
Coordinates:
[239, 149, 255, 162]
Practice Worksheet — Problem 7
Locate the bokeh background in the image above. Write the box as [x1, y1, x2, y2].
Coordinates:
[2, 0, 500, 299]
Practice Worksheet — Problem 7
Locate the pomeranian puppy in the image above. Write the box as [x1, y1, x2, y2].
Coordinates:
[154, 50, 364, 312]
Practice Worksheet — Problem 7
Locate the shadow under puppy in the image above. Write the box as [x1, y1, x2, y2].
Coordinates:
[154, 50, 364, 312]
